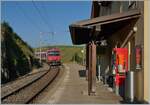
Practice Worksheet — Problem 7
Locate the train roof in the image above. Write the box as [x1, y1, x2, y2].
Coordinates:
[35, 51, 47, 54]
[47, 48, 60, 52]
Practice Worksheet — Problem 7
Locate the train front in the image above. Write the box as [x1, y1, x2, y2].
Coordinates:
[47, 48, 61, 66]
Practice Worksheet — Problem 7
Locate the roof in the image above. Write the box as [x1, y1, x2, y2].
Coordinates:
[69, 9, 141, 45]
[47, 48, 60, 52]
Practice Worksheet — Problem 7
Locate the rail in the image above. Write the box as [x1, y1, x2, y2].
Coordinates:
[1, 66, 59, 104]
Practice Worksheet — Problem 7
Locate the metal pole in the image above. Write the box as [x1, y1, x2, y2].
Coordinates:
[98, 64, 101, 82]
[115, 85, 119, 96]
[125, 71, 134, 102]
[40, 32, 42, 65]
[130, 72, 134, 102]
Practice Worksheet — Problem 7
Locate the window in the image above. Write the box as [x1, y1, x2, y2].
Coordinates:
[99, 1, 112, 7]
[128, 1, 137, 9]
[98, 1, 111, 16]
[110, 2, 122, 14]
[48, 51, 60, 56]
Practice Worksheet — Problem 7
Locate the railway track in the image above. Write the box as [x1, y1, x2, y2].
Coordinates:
[1, 66, 59, 104]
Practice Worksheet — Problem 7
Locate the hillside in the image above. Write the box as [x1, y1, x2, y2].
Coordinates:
[1, 22, 39, 84]
[35, 45, 86, 63]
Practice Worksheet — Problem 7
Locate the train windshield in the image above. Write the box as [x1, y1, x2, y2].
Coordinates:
[48, 51, 60, 56]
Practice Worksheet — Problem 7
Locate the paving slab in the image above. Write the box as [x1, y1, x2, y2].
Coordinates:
[41, 63, 123, 104]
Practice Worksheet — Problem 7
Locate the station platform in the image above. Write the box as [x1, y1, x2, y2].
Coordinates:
[36, 63, 123, 104]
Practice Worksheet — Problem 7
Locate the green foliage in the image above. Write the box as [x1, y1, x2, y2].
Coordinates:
[71, 52, 83, 64]
[1, 22, 37, 84]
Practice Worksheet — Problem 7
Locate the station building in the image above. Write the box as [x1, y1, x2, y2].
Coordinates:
[69, 1, 150, 103]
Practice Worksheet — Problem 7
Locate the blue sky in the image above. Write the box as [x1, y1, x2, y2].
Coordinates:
[1, 1, 92, 48]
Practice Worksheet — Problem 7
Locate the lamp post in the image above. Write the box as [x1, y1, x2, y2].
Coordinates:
[39, 32, 42, 65]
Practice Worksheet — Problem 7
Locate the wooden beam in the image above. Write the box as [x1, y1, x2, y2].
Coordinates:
[88, 41, 97, 95]
[71, 10, 140, 27]
[121, 30, 135, 47]
[91, 41, 96, 94]
[88, 43, 92, 95]
[91, 1, 100, 18]
[86, 44, 89, 80]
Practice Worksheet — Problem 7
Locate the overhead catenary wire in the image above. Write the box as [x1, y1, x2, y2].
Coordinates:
[31, 0, 56, 47]
[1, 1, 6, 22]
[31, 1, 70, 38]
[2, 2, 16, 27]
[15, 2, 44, 32]
[32, 0, 51, 31]
[8, 1, 70, 47]
[15, 2, 45, 48]
[31, 0, 68, 45]
[41, 3, 54, 32]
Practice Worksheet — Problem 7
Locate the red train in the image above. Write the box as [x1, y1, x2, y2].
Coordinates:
[46, 48, 61, 66]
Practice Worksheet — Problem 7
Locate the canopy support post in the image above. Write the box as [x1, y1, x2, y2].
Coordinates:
[88, 41, 96, 95]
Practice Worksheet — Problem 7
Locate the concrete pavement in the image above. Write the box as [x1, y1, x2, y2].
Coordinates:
[37, 63, 123, 104]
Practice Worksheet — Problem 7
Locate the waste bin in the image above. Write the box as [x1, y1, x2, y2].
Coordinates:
[125, 71, 134, 102]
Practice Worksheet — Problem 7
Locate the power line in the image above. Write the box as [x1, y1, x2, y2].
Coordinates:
[40, 3, 69, 35]
[14, 2, 52, 48]
[15, 2, 44, 32]
[2, 2, 16, 26]
[32, 0, 51, 31]
[1, 1, 6, 22]
[41, 3, 54, 32]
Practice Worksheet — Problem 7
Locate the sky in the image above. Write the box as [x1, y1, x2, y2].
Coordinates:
[1, 1, 92, 48]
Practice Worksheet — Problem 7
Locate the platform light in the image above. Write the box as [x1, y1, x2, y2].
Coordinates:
[81, 50, 84, 53]
[133, 26, 137, 32]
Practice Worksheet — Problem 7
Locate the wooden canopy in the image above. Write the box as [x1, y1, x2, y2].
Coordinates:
[69, 10, 141, 45]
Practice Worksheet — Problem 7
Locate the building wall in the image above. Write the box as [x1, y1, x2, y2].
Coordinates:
[97, 46, 111, 80]
[144, 0, 150, 103]
[98, 1, 139, 16]
[111, 1, 144, 101]
[97, 1, 145, 102]
[132, 1, 144, 101]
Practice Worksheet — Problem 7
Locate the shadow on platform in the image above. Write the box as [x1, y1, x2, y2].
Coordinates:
[119, 99, 146, 104]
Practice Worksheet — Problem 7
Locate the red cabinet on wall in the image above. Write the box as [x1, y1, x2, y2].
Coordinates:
[113, 48, 128, 86]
